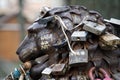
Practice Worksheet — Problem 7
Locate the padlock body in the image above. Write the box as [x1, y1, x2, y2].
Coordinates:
[52, 64, 67, 75]
[100, 33, 120, 46]
[69, 49, 88, 66]
[71, 31, 88, 41]
[83, 21, 106, 35]
[42, 68, 52, 75]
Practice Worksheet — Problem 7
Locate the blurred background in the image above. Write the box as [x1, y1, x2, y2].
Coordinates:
[0, 0, 120, 79]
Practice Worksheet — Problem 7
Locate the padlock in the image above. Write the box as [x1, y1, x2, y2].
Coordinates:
[99, 41, 117, 50]
[41, 64, 55, 78]
[104, 18, 120, 26]
[69, 44, 88, 66]
[99, 33, 120, 46]
[52, 59, 68, 76]
[52, 63, 67, 75]
[42, 68, 52, 76]
[88, 67, 112, 80]
[83, 21, 106, 35]
[71, 31, 88, 41]
[113, 73, 120, 80]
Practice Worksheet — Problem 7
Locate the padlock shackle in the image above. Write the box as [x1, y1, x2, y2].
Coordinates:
[88, 67, 95, 80]
[99, 68, 110, 79]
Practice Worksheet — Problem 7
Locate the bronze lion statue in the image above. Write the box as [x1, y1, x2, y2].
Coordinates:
[15, 5, 120, 80]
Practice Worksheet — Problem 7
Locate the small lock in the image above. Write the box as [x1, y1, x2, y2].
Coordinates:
[99, 41, 118, 50]
[52, 63, 67, 75]
[69, 49, 88, 66]
[42, 68, 52, 75]
[100, 33, 120, 46]
[104, 18, 120, 26]
[41, 64, 55, 76]
[71, 31, 88, 41]
[83, 21, 106, 35]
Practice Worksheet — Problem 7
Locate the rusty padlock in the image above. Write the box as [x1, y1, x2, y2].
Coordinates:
[88, 67, 112, 80]
[52, 59, 68, 76]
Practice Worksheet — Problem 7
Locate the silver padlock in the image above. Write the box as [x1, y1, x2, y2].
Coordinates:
[71, 31, 88, 41]
[100, 33, 120, 46]
[42, 68, 52, 75]
[104, 18, 120, 26]
[69, 48, 88, 66]
[42, 64, 54, 77]
[83, 21, 106, 35]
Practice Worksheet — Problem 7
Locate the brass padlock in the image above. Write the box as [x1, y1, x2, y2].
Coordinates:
[99, 33, 120, 46]
[71, 31, 88, 41]
[83, 21, 106, 35]
[69, 44, 88, 66]
[52, 59, 68, 75]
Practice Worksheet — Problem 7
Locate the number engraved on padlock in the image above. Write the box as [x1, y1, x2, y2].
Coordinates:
[69, 49, 88, 66]
[52, 64, 67, 75]
[100, 33, 120, 46]
[71, 31, 88, 41]
[83, 21, 106, 35]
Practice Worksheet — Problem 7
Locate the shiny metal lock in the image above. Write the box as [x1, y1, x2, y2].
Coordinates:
[71, 31, 88, 41]
[83, 21, 106, 35]
[100, 33, 120, 46]
[42, 68, 52, 76]
[52, 63, 67, 75]
[104, 18, 120, 26]
[69, 49, 88, 66]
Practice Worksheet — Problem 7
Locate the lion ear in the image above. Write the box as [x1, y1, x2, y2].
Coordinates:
[27, 22, 46, 33]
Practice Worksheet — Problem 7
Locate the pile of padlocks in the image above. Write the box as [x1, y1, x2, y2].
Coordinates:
[5, 5, 120, 80]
